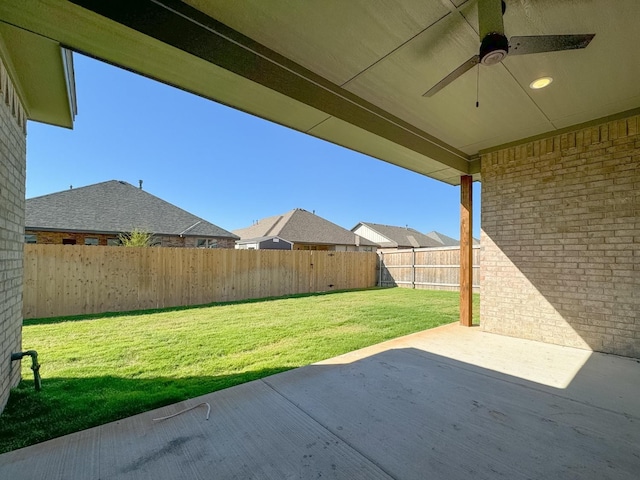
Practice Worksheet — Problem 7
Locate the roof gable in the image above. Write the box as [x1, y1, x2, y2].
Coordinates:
[234, 208, 377, 246]
[358, 222, 442, 248]
[26, 180, 238, 239]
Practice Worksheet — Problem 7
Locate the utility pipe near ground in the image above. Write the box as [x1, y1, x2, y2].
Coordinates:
[11, 351, 41, 391]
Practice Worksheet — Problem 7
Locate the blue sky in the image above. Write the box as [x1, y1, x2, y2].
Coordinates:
[26, 54, 481, 239]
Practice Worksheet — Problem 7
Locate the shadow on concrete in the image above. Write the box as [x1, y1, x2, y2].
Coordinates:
[0, 367, 291, 453]
[1, 341, 638, 479]
[264, 347, 640, 479]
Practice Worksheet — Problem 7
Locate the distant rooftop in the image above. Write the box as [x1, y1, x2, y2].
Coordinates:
[354, 222, 442, 248]
[234, 208, 377, 246]
[26, 180, 238, 239]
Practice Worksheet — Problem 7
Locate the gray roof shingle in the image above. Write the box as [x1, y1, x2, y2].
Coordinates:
[424, 230, 459, 246]
[425, 231, 481, 246]
[234, 208, 377, 246]
[26, 180, 238, 239]
[356, 222, 443, 248]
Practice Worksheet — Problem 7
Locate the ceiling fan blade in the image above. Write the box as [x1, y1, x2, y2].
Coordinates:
[423, 55, 480, 97]
[509, 34, 595, 55]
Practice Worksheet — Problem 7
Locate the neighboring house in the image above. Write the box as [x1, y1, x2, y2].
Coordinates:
[352, 222, 443, 250]
[236, 236, 293, 250]
[234, 208, 377, 251]
[25, 180, 239, 248]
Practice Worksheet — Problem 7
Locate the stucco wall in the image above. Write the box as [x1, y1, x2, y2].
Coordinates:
[481, 114, 640, 358]
[0, 58, 27, 412]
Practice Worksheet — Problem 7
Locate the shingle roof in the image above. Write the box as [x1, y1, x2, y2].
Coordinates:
[355, 222, 443, 248]
[424, 231, 481, 246]
[26, 180, 238, 239]
[424, 230, 460, 246]
[234, 209, 377, 246]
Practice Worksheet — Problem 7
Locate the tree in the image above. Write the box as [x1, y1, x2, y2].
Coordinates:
[118, 228, 154, 247]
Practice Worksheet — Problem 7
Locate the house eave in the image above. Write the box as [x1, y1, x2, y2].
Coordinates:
[0, 22, 76, 128]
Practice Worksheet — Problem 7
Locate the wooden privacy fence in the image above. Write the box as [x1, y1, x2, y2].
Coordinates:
[378, 246, 480, 292]
[23, 245, 378, 319]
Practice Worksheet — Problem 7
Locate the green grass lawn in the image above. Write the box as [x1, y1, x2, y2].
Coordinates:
[0, 288, 479, 453]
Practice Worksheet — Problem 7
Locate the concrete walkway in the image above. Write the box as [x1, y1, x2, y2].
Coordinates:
[1, 323, 638, 479]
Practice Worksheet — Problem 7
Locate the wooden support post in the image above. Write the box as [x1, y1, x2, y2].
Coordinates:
[460, 175, 473, 326]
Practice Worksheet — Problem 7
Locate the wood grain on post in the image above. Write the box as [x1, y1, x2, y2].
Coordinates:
[460, 175, 473, 326]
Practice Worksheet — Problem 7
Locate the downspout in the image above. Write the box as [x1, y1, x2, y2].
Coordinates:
[11, 350, 41, 391]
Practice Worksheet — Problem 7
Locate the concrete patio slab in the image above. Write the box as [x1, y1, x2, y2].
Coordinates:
[1, 323, 638, 479]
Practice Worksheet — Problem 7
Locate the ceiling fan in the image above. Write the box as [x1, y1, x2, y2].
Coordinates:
[423, 0, 595, 97]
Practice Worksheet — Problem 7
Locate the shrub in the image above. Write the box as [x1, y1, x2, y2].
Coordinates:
[118, 228, 153, 247]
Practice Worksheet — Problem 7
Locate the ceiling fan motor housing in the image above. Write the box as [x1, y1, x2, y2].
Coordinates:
[480, 32, 509, 65]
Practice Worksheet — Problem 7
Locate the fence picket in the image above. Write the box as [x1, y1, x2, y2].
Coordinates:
[378, 246, 480, 292]
[23, 245, 378, 319]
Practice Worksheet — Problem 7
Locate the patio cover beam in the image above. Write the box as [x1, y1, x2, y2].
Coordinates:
[63, 0, 471, 175]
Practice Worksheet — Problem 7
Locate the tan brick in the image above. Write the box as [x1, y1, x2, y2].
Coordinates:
[481, 114, 640, 358]
[0, 57, 26, 413]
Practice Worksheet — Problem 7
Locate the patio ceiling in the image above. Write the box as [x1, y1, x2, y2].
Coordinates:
[1, 0, 639, 184]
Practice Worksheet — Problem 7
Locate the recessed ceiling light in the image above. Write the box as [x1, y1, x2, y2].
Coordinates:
[529, 77, 553, 89]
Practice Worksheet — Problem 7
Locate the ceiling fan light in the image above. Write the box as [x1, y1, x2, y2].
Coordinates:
[529, 77, 553, 89]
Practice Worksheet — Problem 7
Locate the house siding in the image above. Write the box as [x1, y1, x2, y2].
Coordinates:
[481, 114, 640, 358]
[352, 224, 390, 245]
[0, 57, 27, 412]
[257, 239, 292, 250]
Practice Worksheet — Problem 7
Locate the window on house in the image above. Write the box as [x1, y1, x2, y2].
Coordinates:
[196, 238, 218, 248]
[84, 238, 99, 246]
[299, 245, 325, 251]
[25, 234, 37, 244]
[62, 238, 76, 245]
[107, 238, 121, 246]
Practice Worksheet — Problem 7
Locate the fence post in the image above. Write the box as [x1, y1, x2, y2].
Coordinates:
[411, 248, 416, 289]
[378, 251, 383, 287]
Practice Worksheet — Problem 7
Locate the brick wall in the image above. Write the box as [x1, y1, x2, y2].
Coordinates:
[181, 236, 237, 249]
[26, 230, 237, 249]
[0, 58, 27, 412]
[27, 230, 120, 246]
[481, 115, 640, 358]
